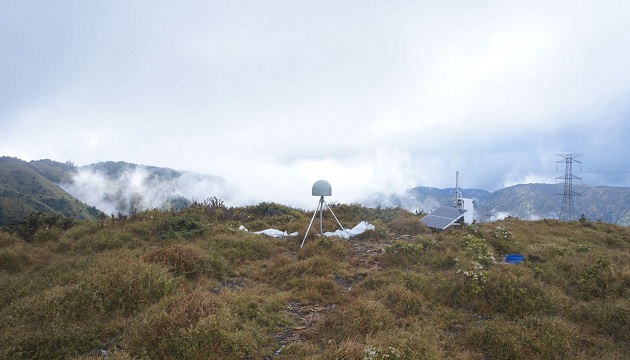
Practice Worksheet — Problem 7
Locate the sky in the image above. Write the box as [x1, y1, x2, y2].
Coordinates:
[2, 0, 630, 209]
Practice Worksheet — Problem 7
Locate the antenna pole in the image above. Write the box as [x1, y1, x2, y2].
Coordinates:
[556, 154, 582, 221]
[319, 196, 324, 235]
[454, 171, 463, 208]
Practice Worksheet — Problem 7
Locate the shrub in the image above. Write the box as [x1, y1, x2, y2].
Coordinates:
[478, 269, 553, 317]
[0, 246, 31, 273]
[380, 283, 427, 317]
[283, 275, 344, 304]
[141, 244, 208, 279]
[158, 212, 204, 239]
[459, 234, 496, 267]
[79, 257, 177, 315]
[381, 241, 425, 268]
[486, 226, 519, 254]
[0, 231, 21, 246]
[209, 234, 275, 263]
[571, 300, 630, 342]
[123, 289, 220, 356]
[299, 236, 348, 260]
[465, 316, 578, 359]
[386, 217, 428, 236]
[313, 298, 395, 342]
[32, 227, 64, 242]
[124, 288, 279, 359]
[443, 266, 553, 317]
[567, 257, 630, 300]
[2, 325, 100, 360]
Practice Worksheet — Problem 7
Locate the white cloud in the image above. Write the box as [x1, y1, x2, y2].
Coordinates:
[62, 166, 226, 215]
[2, 0, 630, 202]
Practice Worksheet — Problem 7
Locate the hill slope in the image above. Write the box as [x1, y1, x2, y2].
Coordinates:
[0, 157, 100, 225]
[0, 204, 628, 359]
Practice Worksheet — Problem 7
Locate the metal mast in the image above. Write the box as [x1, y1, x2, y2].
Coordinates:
[454, 171, 463, 209]
[556, 154, 582, 221]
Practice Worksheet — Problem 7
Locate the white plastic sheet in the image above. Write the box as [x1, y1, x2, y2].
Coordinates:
[239, 225, 297, 238]
[323, 221, 375, 239]
[240, 221, 374, 239]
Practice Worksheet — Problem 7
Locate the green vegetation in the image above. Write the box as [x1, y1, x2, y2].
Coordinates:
[0, 203, 628, 359]
[0, 157, 101, 226]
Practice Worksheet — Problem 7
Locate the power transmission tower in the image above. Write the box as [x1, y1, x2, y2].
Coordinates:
[556, 154, 582, 221]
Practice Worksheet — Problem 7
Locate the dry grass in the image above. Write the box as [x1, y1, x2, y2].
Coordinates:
[1, 206, 629, 359]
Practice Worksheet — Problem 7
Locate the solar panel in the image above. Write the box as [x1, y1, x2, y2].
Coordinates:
[420, 206, 467, 230]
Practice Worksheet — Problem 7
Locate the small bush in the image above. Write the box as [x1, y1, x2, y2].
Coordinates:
[381, 241, 425, 268]
[299, 236, 348, 260]
[32, 227, 64, 242]
[3, 326, 100, 360]
[465, 316, 578, 359]
[141, 244, 208, 279]
[158, 212, 204, 239]
[571, 300, 630, 342]
[124, 288, 278, 359]
[459, 234, 496, 267]
[0, 231, 21, 246]
[313, 298, 395, 342]
[381, 284, 427, 317]
[79, 257, 177, 315]
[386, 217, 428, 236]
[443, 266, 553, 317]
[486, 226, 520, 254]
[284, 276, 344, 304]
[0, 247, 31, 273]
[567, 257, 630, 300]
[210, 234, 275, 263]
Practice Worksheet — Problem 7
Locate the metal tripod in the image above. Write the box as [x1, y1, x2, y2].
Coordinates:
[301, 196, 346, 248]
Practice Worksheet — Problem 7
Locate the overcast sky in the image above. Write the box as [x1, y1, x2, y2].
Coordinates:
[2, 0, 629, 208]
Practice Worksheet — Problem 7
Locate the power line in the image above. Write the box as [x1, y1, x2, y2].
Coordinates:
[581, 170, 630, 174]
[556, 154, 582, 221]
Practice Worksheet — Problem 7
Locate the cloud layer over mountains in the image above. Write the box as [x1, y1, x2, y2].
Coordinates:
[2, 0, 629, 198]
[62, 166, 226, 215]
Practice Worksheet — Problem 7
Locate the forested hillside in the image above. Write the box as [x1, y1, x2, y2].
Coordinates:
[0, 157, 100, 225]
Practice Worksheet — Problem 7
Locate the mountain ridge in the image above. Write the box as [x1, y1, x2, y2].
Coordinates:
[0, 157, 101, 225]
[1, 157, 629, 226]
[400, 183, 630, 226]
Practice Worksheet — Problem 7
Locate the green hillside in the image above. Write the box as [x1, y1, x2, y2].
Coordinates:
[0, 203, 628, 359]
[0, 157, 101, 225]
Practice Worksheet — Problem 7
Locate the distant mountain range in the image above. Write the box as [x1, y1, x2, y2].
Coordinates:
[393, 184, 630, 226]
[0, 157, 223, 225]
[1, 157, 629, 226]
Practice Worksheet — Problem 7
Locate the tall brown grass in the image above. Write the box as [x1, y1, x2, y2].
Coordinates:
[0, 206, 629, 359]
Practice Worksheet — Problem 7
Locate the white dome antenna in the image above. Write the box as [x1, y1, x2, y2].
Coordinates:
[301, 179, 345, 248]
[312, 179, 332, 196]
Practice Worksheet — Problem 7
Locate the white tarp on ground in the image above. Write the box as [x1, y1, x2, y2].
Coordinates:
[323, 221, 375, 239]
[239, 221, 374, 239]
[239, 225, 298, 238]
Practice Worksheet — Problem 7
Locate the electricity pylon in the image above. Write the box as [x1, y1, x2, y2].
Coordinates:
[556, 154, 582, 221]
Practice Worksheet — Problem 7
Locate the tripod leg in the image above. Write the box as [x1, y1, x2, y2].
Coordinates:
[323, 199, 346, 232]
[301, 200, 322, 248]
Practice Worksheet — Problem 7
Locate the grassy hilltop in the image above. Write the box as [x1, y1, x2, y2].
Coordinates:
[0, 202, 629, 359]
